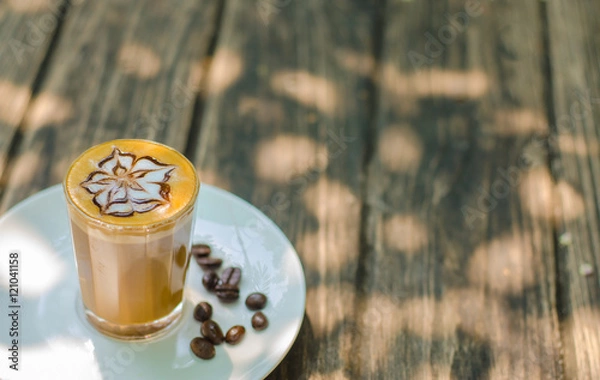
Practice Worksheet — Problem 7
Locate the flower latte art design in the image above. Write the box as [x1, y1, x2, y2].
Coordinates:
[80, 148, 176, 217]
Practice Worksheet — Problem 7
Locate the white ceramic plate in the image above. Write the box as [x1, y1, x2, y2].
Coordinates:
[0, 184, 306, 380]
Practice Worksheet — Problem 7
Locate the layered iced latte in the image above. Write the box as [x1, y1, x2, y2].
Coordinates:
[64, 139, 199, 340]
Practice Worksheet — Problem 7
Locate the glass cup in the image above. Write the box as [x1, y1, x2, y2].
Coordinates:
[63, 139, 199, 340]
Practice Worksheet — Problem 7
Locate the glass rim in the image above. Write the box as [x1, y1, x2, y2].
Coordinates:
[63, 139, 200, 232]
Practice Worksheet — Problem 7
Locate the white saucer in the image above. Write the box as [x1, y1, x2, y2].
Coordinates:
[0, 184, 306, 380]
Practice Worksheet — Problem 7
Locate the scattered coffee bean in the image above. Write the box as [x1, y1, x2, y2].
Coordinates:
[220, 267, 242, 287]
[190, 337, 215, 360]
[191, 243, 211, 258]
[245, 292, 267, 310]
[201, 319, 225, 345]
[215, 283, 240, 302]
[193, 302, 213, 322]
[190, 253, 273, 358]
[202, 271, 220, 291]
[225, 325, 246, 345]
[196, 256, 223, 270]
[251, 311, 269, 331]
[214, 267, 241, 302]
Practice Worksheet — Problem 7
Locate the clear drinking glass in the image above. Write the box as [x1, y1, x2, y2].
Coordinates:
[63, 139, 199, 340]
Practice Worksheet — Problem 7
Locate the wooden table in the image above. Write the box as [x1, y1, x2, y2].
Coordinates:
[1, 0, 599, 378]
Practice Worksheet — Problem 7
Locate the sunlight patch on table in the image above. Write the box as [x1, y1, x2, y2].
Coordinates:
[383, 214, 428, 255]
[558, 134, 600, 156]
[378, 123, 423, 173]
[303, 178, 359, 224]
[7, 151, 41, 187]
[357, 292, 408, 372]
[6, 0, 49, 13]
[271, 70, 339, 115]
[555, 180, 585, 221]
[519, 167, 555, 220]
[205, 48, 244, 95]
[380, 64, 489, 99]
[23, 92, 74, 130]
[519, 166, 584, 222]
[255, 135, 328, 184]
[118, 43, 162, 79]
[334, 49, 375, 76]
[563, 307, 600, 376]
[468, 232, 536, 296]
[411, 69, 489, 99]
[444, 289, 513, 342]
[305, 284, 355, 339]
[490, 109, 548, 135]
[0, 81, 31, 127]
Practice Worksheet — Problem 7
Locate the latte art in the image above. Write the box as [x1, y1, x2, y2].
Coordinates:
[80, 148, 175, 217]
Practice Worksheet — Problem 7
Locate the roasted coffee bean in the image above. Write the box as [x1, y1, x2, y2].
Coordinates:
[193, 302, 213, 322]
[245, 292, 267, 310]
[215, 283, 240, 302]
[201, 319, 225, 345]
[225, 325, 246, 345]
[251, 311, 269, 331]
[191, 244, 211, 258]
[190, 337, 215, 360]
[196, 256, 222, 270]
[220, 267, 242, 287]
[202, 271, 220, 291]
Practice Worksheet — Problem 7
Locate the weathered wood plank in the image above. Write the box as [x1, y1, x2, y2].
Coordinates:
[361, 0, 562, 378]
[0, 0, 222, 212]
[546, 0, 600, 378]
[0, 0, 69, 187]
[192, 0, 379, 378]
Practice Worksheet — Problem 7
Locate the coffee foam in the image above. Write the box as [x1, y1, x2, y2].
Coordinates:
[65, 140, 199, 228]
[80, 148, 176, 217]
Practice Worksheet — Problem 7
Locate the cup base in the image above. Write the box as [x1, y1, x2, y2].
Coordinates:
[83, 302, 183, 341]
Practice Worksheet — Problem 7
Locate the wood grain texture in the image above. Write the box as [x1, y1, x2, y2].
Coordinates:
[0, 0, 222, 212]
[0, 0, 67, 186]
[362, 0, 562, 378]
[546, 0, 600, 378]
[192, 0, 381, 378]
